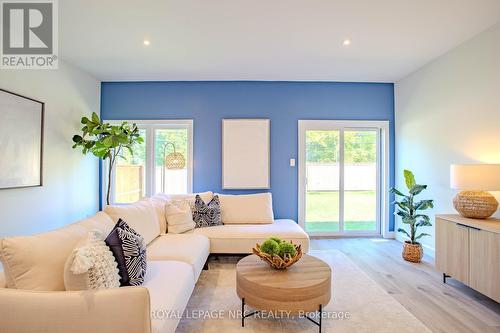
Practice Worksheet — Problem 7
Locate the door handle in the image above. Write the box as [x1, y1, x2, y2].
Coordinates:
[456, 223, 481, 231]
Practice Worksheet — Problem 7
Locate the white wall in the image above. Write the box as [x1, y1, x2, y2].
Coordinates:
[395, 22, 500, 250]
[0, 60, 101, 239]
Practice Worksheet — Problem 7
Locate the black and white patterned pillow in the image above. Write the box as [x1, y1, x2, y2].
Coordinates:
[105, 219, 147, 286]
[193, 195, 222, 228]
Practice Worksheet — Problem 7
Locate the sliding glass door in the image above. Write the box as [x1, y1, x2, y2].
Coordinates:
[299, 120, 386, 236]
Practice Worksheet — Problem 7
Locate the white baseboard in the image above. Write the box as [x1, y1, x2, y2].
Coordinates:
[422, 243, 435, 258]
[383, 231, 395, 239]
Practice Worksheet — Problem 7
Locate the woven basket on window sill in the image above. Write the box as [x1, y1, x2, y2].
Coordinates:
[402, 241, 423, 263]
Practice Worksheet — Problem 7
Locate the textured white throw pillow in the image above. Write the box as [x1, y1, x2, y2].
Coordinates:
[64, 230, 120, 291]
[165, 200, 195, 233]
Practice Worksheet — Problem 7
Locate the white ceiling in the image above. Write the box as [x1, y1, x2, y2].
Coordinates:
[60, 0, 500, 82]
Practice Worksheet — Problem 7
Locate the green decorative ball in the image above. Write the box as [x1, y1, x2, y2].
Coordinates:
[260, 239, 280, 256]
[269, 237, 283, 244]
[278, 242, 297, 258]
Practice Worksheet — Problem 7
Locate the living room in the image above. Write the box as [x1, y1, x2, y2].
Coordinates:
[0, 1, 499, 333]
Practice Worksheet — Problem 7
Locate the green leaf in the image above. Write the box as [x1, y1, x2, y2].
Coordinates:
[72, 135, 83, 143]
[102, 136, 113, 147]
[415, 200, 434, 210]
[390, 188, 406, 197]
[396, 210, 410, 219]
[117, 134, 129, 144]
[415, 214, 430, 222]
[415, 233, 431, 240]
[397, 228, 411, 239]
[394, 201, 410, 213]
[401, 215, 416, 224]
[404, 169, 416, 190]
[410, 184, 427, 195]
[91, 112, 100, 124]
[416, 220, 432, 227]
[81, 116, 90, 124]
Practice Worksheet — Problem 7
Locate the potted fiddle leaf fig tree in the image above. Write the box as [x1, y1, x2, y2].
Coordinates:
[72, 112, 143, 205]
[390, 170, 434, 263]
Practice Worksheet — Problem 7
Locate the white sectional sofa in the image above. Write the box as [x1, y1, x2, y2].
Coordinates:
[0, 192, 309, 333]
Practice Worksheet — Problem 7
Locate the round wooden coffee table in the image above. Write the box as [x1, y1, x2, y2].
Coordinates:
[236, 254, 331, 332]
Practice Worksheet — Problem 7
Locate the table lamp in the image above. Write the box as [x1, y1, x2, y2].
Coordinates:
[450, 164, 500, 219]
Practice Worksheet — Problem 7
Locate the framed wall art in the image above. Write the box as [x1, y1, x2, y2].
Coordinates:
[0, 89, 44, 189]
[222, 119, 270, 189]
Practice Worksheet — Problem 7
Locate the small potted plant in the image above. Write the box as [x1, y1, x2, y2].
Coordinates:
[253, 237, 302, 269]
[391, 170, 434, 263]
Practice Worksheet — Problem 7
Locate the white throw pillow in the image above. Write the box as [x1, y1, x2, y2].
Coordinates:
[64, 230, 120, 291]
[165, 200, 195, 233]
[217, 193, 274, 224]
[104, 200, 160, 244]
[149, 196, 168, 234]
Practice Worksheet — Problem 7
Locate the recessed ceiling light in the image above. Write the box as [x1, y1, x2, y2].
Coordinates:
[143, 40, 151, 46]
[343, 39, 351, 46]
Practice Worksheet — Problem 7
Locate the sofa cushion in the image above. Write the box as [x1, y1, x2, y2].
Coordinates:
[147, 234, 209, 280]
[193, 195, 222, 228]
[192, 219, 309, 254]
[149, 196, 168, 234]
[151, 192, 213, 234]
[105, 220, 147, 286]
[0, 212, 113, 291]
[76, 212, 115, 234]
[104, 200, 160, 245]
[64, 230, 120, 291]
[217, 193, 274, 224]
[165, 200, 195, 234]
[144, 261, 195, 333]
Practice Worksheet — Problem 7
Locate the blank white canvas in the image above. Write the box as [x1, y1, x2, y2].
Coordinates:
[0, 90, 43, 188]
[223, 119, 270, 189]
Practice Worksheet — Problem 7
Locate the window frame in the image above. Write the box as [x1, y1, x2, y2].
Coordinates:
[101, 119, 194, 206]
[298, 120, 391, 238]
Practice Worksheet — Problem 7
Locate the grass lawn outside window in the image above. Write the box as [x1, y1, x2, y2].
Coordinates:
[305, 191, 377, 232]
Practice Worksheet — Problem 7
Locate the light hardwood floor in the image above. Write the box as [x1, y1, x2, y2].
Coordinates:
[310, 238, 500, 333]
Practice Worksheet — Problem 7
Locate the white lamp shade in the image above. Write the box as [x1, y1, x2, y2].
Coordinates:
[450, 164, 500, 190]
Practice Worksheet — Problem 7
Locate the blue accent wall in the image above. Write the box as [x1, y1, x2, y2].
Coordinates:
[101, 81, 395, 230]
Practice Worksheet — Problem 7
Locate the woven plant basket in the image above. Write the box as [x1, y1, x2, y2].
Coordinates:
[402, 242, 423, 263]
[252, 243, 302, 270]
[453, 191, 498, 219]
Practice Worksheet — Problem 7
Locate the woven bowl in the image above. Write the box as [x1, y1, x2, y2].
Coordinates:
[252, 242, 302, 270]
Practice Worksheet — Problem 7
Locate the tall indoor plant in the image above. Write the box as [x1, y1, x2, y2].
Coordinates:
[72, 112, 143, 205]
[390, 170, 434, 262]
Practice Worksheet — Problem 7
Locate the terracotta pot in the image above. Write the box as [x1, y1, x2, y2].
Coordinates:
[402, 241, 423, 263]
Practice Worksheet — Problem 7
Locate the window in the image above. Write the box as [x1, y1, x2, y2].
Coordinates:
[103, 120, 193, 205]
